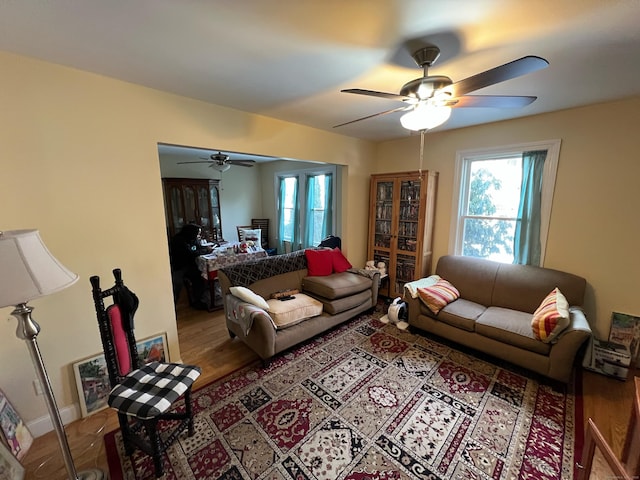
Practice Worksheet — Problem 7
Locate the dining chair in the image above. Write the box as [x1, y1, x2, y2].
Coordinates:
[251, 218, 269, 249]
[578, 418, 631, 480]
[89, 268, 201, 478]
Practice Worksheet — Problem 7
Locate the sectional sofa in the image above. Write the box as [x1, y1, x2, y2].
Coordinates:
[218, 249, 379, 360]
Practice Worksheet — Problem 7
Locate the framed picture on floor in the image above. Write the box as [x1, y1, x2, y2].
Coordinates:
[608, 311, 640, 367]
[135, 333, 168, 365]
[73, 332, 168, 417]
[0, 390, 32, 461]
[0, 440, 24, 480]
[73, 351, 111, 418]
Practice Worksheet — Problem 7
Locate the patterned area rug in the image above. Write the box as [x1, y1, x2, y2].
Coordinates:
[105, 312, 582, 479]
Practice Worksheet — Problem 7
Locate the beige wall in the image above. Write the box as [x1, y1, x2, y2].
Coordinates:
[375, 97, 640, 339]
[0, 51, 374, 433]
[3, 47, 638, 434]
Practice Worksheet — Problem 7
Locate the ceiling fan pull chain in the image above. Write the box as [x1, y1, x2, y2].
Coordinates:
[419, 129, 426, 176]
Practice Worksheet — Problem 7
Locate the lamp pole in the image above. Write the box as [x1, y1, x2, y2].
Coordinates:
[12, 304, 105, 480]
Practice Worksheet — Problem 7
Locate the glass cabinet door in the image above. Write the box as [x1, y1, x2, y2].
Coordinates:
[210, 185, 222, 241]
[196, 185, 211, 230]
[373, 181, 394, 249]
[183, 186, 197, 225]
[169, 186, 185, 231]
[397, 179, 421, 252]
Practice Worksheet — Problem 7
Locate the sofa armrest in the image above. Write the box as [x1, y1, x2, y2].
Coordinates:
[404, 292, 423, 324]
[547, 307, 592, 382]
[370, 271, 380, 305]
[226, 310, 278, 359]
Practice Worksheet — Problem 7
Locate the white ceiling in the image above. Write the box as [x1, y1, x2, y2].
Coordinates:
[1, 0, 639, 142]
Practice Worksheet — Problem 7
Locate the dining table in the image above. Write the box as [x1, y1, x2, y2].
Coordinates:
[196, 243, 268, 311]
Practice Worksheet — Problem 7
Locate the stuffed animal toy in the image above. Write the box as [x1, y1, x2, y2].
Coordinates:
[377, 261, 387, 276]
[365, 260, 377, 270]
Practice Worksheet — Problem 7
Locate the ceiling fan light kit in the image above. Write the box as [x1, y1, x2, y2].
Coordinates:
[211, 163, 231, 173]
[400, 103, 452, 131]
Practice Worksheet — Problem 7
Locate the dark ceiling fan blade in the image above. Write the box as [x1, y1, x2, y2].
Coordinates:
[341, 88, 410, 102]
[333, 105, 411, 128]
[177, 161, 216, 165]
[452, 95, 537, 108]
[449, 56, 549, 97]
[227, 160, 255, 167]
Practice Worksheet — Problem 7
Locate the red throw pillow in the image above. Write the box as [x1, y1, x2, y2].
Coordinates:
[304, 249, 333, 276]
[331, 247, 352, 273]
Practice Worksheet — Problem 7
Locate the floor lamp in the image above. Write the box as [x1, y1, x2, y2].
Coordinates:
[0, 230, 105, 480]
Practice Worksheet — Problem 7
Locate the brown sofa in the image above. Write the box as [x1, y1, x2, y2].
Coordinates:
[218, 250, 379, 360]
[404, 255, 592, 383]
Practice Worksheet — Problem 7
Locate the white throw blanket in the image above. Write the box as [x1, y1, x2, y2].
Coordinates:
[404, 275, 440, 298]
[225, 294, 275, 336]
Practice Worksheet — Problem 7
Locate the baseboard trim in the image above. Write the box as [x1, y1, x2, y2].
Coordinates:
[27, 403, 80, 438]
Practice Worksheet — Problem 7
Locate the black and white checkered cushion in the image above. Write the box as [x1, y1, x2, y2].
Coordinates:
[108, 362, 201, 420]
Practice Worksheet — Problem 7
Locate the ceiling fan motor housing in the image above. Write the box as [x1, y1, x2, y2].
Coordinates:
[210, 152, 230, 163]
[400, 76, 453, 100]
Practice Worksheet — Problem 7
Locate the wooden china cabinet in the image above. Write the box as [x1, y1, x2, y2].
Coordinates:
[162, 178, 224, 242]
[367, 171, 438, 298]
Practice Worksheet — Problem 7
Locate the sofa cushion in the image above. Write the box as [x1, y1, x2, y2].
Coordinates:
[302, 272, 372, 300]
[436, 255, 499, 307]
[435, 298, 487, 332]
[531, 288, 570, 343]
[475, 307, 551, 355]
[310, 289, 371, 315]
[266, 294, 323, 329]
[492, 263, 586, 313]
[417, 278, 460, 314]
[304, 249, 333, 276]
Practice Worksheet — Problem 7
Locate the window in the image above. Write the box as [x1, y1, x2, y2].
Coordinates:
[276, 166, 336, 252]
[280, 176, 298, 245]
[450, 140, 560, 265]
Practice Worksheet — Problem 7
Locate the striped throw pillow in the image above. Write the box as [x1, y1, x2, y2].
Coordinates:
[417, 278, 460, 314]
[531, 287, 570, 343]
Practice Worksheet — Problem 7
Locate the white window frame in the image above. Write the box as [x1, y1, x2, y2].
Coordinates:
[275, 164, 337, 248]
[449, 139, 561, 266]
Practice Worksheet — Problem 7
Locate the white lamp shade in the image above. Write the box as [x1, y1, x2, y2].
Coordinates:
[400, 103, 452, 131]
[0, 229, 79, 307]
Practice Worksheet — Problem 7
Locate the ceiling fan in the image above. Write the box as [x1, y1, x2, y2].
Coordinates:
[335, 45, 549, 131]
[177, 151, 256, 171]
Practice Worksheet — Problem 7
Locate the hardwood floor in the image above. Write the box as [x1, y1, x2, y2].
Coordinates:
[21, 297, 637, 478]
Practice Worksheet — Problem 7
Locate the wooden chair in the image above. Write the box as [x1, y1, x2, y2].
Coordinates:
[90, 269, 201, 478]
[578, 418, 630, 480]
[621, 376, 640, 477]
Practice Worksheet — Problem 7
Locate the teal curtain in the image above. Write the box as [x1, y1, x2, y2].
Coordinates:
[277, 176, 298, 253]
[322, 173, 333, 242]
[303, 174, 333, 248]
[513, 150, 547, 265]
